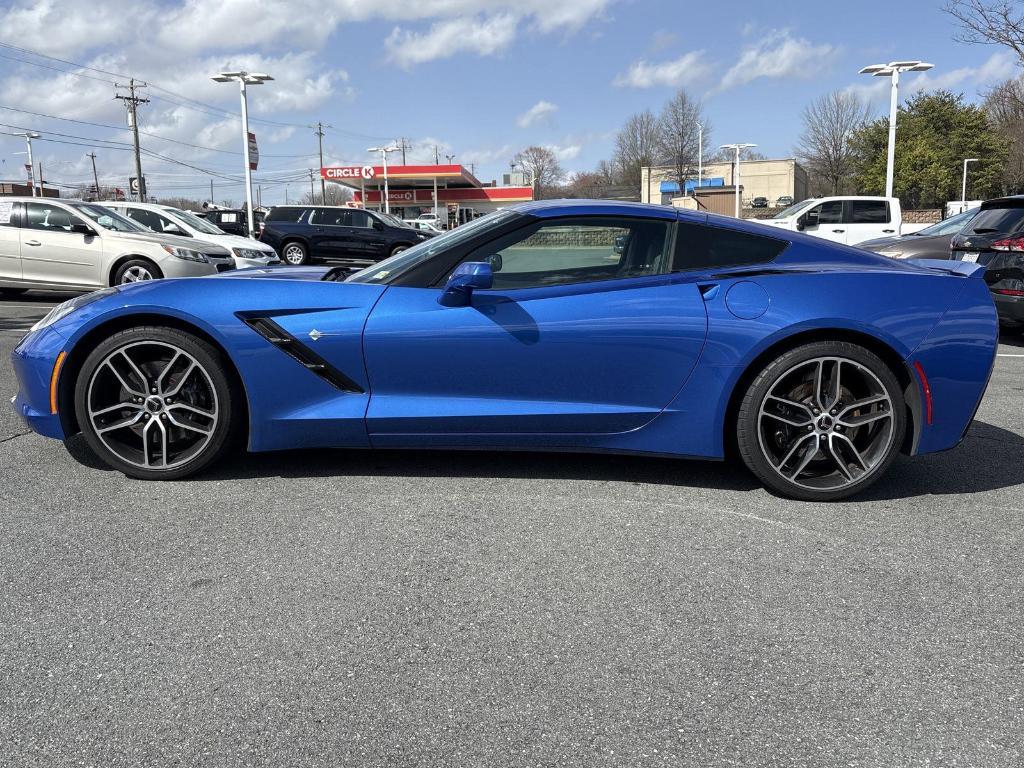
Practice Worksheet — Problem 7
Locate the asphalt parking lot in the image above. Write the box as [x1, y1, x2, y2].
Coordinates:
[1, 291, 1022, 768]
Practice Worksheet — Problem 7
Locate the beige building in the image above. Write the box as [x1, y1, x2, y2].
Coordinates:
[641, 159, 809, 208]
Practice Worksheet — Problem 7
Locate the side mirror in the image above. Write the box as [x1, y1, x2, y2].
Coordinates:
[439, 261, 492, 307]
[165, 224, 188, 236]
[71, 223, 96, 236]
[486, 253, 503, 272]
[800, 211, 819, 231]
[372, 220, 385, 231]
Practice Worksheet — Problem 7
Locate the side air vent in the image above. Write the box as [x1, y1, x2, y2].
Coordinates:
[238, 314, 365, 393]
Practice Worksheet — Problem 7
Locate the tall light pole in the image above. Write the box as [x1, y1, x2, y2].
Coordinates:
[962, 158, 979, 205]
[22, 131, 40, 196]
[696, 122, 703, 193]
[368, 145, 400, 214]
[211, 70, 274, 237]
[859, 61, 934, 198]
[720, 143, 756, 218]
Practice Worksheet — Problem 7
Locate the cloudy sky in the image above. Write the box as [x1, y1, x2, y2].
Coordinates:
[0, 0, 1017, 205]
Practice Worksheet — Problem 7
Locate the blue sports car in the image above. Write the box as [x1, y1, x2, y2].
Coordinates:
[11, 201, 998, 501]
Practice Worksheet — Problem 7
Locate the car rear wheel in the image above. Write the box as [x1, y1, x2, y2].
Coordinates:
[114, 259, 163, 285]
[736, 341, 906, 501]
[74, 326, 238, 480]
[282, 242, 308, 265]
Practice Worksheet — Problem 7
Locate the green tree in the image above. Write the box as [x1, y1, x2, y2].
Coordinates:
[850, 90, 1010, 208]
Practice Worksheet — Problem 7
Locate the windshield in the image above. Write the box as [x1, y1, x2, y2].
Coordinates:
[73, 204, 147, 232]
[376, 212, 412, 229]
[169, 207, 225, 235]
[914, 208, 979, 237]
[347, 210, 518, 284]
[772, 199, 817, 219]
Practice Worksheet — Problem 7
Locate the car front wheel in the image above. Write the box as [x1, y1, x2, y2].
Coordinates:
[114, 259, 163, 284]
[736, 341, 906, 501]
[74, 326, 238, 480]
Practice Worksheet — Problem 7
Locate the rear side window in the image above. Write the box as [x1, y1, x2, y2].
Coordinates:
[967, 206, 1024, 234]
[310, 209, 351, 226]
[848, 200, 890, 224]
[266, 207, 306, 223]
[673, 222, 787, 272]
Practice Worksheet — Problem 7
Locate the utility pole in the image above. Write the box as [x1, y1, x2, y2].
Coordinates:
[210, 179, 214, 204]
[434, 145, 439, 164]
[315, 121, 327, 201]
[309, 169, 315, 201]
[38, 162, 43, 197]
[87, 152, 100, 200]
[398, 137, 411, 165]
[13, 131, 40, 196]
[115, 78, 149, 201]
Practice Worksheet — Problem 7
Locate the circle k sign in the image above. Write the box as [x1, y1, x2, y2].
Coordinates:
[323, 165, 377, 180]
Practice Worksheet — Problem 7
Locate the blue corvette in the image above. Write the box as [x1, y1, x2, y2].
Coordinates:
[11, 201, 997, 500]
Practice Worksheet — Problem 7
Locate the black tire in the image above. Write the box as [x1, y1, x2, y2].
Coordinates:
[74, 326, 239, 480]
[113, 258, 163, 285]
[281, 241, 309, 265]
[0, 287, 28, 298]
[736, 341, 906, 502]
[390, 244, 411, 257]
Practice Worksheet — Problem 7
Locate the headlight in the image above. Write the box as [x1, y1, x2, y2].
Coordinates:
[161, 244, 208, 263]
[232, 247, 270, 260]
[31, 287, 118, 332]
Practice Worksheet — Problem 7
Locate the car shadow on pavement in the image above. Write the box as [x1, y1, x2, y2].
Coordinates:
[64, 419, 1024, 498]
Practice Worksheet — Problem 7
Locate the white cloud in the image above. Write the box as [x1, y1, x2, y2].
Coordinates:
[517, 100, 559, 128]
[905, 50, 1017, 94]
[613, 52, 710, 89]
[718, 31, 835, 92]
[547, 142, 581, 161]
[385, 14, 519, 68]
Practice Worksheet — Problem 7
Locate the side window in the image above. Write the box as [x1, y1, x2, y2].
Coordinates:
[24, 203, 81, 232]
[124, 208, 163, 232]
[847, 200, 890, 224]
[673, 222, 788, 272]
[467, 217, 671, 290]
[811, 200, 843, 224]
[311, 209, 351, 226]
[0, 200, 18, 227]
[350, 211, 371, 228]
[266, 207, 305, 223]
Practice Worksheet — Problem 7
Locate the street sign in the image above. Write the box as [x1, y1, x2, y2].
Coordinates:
[24, 163, 33, 184]
[129, 176, 141, 195]
[248, 131, 259, 170]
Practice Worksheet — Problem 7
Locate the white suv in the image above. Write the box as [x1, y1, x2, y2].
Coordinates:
[0, 197, 235, 295]
[102, 201, 279, 268]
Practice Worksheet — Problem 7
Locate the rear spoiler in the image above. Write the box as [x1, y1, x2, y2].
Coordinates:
[904, 258, 987, 278]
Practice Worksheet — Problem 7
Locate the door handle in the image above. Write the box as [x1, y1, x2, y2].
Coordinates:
[882, 229, 895, 233]
[832, 229, 845, 233]
[25, 239, 42, 246]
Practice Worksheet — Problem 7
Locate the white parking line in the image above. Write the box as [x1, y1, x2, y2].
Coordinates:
[997, 353, 1024, 357]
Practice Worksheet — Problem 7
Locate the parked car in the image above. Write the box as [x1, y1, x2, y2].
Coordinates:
[414, 212, 444, 229]
[859, 208, 979, 259]
[765, 196, 926, 246]
[260, 205, 430, 267]
[199, 208, 263, 238]
[404, 220, 443, 236]
[776, 196, 794, 207]
[12, 200, 997, 502]
[949, 196, 1024, 331]
[102, 201, 279, 269]
[0, 197, 235, 295]
[751, 197, 769, 208]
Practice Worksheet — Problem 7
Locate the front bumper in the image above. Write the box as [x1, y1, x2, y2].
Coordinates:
[233, 253, 280, 269]
[993, 291, 1024, 326]
[10, 325, 70, 440]
[160, 257, 236, 279]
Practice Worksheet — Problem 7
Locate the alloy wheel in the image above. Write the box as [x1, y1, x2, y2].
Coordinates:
[283, 244, 306, 265]
[86, 341, 220, 470]
[756, 356, 895, 492]
[121, 265, 154, 283]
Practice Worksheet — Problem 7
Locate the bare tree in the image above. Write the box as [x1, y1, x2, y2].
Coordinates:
[514, 146, 565, 198]
[946, 1, 1024, 63]
[300, 185, 353, 205]
[985, 77, 1024, 193]
[612, 110, 662, 189]
[796, 90, 873, 195]
[656, 89, 706, 194]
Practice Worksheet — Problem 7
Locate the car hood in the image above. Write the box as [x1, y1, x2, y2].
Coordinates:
[204, 232, 277, 252]
[214, 265, 334, 281]
[105, 230, 233, 256]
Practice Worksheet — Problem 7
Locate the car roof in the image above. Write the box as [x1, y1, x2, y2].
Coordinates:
[980, 195, 1024, 209]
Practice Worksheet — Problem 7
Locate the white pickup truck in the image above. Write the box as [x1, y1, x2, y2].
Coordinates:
[763, 196, 927, 246]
